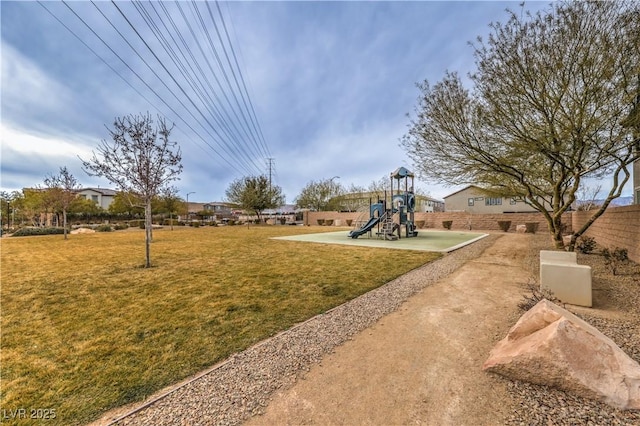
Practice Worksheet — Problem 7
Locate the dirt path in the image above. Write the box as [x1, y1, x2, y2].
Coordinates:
[246, 234, 532, 425]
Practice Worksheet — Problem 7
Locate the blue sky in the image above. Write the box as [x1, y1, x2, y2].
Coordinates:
[0, 1, 576, 204]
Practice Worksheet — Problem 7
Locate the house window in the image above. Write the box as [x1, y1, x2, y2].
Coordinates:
[485, 197, 502, 206]
[468, 198, 474, 206]
[91, 195, 99, 203]
[510, 197, 517, 205]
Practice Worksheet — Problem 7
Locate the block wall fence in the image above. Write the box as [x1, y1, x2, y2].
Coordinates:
[305, 207, 639, 263]
[305, 211, 572, 233]
[572, 205, 640, 263]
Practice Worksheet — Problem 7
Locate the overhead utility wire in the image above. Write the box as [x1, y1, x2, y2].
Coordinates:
[37, 1, 159, 115]
[131, 1, 263, 175]
[202, 1, 264, 157]
[105, 0, 256, 176]
[55, 0, 245, 175]
[106, 0, 260, 176]
[190, 2, 268, 160]
[212, 1, 271, 159]
[148, 1, 267, 173]
[184, 1, 261, 161]
[138, 0, 259, 169]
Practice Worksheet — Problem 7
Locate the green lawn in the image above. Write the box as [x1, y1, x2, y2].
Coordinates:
[1, 225, 440, 425]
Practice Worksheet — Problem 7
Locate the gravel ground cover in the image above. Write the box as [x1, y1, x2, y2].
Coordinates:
[505, 238, 640, 426]
[108, 235, 499, 425]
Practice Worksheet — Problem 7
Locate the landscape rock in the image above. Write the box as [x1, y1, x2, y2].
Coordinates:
[71, 228, 95, 234]
[515, 224, 527, 233]
[483, 299, 640, 410]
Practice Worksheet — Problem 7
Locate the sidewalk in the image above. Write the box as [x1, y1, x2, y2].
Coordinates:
[246, 233, 531, 425]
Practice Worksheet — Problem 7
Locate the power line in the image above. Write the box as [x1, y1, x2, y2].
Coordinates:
[213, 1, 271, 159]
[130, 0, 264, 175]
[39, 0, 272, 179]
[46, 0, 244, 175]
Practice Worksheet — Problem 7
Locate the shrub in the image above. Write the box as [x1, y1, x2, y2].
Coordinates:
[279, 217, 286, 225]
[497, 220, 511, 232]
[192, 222, 200, 228]
[227, 220, 236, 226]
[95, 225, 113, 232]
[11, 227, 66, 237]
[518, 279, 558, 311]
[525, 222, 539, 234]
[602, 247, 628, 276]
[139, 222, 145, 229]
[442, 220, 452, 230]
[209, 221, 218, 226]
[113, 223, 129, 230]
[576, 236, 597, 254]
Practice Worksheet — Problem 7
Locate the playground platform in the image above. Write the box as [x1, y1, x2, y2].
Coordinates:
[272, 229, 488, 252]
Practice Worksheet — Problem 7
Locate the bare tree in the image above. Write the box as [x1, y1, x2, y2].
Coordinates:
[81, 113, 182, 267]
[575, 184, 603, 211]
[367, 175, 392, 202]
[44, 166, 81, 239]
[402, 1, 640, 250]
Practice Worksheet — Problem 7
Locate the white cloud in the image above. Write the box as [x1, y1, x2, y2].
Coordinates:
[1, 123, 93, 158]
[1, 42, 75, 120]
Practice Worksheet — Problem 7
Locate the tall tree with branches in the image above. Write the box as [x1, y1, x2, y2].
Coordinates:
[402, 1, 640, 250]
[225, 175, 284, 222]
[295, 177, 344, 211]
[81, 113, 182, 267]
[44, 166, 81, 240]
[158, 186, 182, 230]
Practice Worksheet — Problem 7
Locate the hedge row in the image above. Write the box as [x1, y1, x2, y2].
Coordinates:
[11, 227, 66, 237]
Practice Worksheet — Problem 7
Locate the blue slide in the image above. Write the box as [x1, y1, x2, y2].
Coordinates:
[348, 216, 381, 239]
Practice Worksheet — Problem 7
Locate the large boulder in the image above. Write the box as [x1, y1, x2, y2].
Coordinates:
[483, 299, 640, 410]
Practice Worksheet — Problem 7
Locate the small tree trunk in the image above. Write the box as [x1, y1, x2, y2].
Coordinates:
[63, 209, 68, 240]
[145, 202, 152, 268]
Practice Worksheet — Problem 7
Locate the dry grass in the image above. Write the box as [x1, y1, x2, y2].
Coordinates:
[1, 225, 440, 425]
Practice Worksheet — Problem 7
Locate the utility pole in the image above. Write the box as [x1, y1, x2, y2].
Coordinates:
[186, 192, 195, 221]
[266, 157, 275, 191]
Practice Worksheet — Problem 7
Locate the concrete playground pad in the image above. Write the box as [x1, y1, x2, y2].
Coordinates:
[272, 229, 488, 252]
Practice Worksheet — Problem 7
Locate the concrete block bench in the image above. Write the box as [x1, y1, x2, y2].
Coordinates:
[539, 250, 592, 307]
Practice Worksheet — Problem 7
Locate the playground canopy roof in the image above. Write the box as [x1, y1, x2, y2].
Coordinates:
[391, 167, 414, 179]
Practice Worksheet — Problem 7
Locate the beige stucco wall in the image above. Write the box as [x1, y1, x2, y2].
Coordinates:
[572, 205, 640, 263]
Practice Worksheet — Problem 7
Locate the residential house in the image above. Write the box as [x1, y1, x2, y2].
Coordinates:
[444, 185, 545, 213]
[183, 201, 235, 221]
[76, 187, 117, 210]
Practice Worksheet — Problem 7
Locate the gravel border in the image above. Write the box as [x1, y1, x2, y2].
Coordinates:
[110, 234, 499, 425]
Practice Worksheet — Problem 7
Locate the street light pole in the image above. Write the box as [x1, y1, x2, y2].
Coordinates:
[186, 192, 195, 221]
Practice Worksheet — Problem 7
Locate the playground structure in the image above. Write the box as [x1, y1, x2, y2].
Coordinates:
[348, 167, 419, 240]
